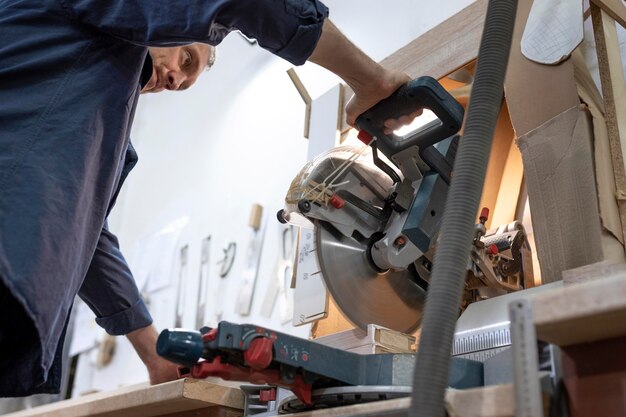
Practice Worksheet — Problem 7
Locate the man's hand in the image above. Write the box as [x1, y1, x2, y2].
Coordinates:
[344, 70, 424, 134]
[309, 20, 422, 133]
[127, 325, 180, 385]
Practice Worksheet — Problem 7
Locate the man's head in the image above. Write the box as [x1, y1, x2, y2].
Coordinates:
[142, 43, 216, 93]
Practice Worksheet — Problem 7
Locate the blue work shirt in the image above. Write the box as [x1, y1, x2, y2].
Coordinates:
[0, 0, 328, 396]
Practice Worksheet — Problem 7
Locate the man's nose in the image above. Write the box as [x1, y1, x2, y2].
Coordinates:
[166, 71, 185, 90]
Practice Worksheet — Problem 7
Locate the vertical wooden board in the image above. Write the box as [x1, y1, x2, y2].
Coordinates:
[573, 50, 625, 246]
[592, 5, 626, 244]
[491, 134, 524, 228]
[478, 103, 517, 229]
[591, 0, 626, 28]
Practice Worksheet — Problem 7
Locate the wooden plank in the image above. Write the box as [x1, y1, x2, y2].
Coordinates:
[379, 0, 487, 80]
[282, 385, 518, 417]
[591, 4, 626, 244]
[287, 68, 313, 139]
[340, 0, 487, 132]
[591, 0, 626, 28]
[3, 379, 245, 417]
[532, 271, 626, 346]
[562, 260, 626, 285]
[478, 103, 517, 230]
[490, 131, 524, 229]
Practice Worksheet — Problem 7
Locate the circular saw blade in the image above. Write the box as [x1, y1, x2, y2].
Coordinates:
[315, 221, 426, 333]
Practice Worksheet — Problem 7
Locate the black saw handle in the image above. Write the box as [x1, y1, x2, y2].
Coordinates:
[355, 76, 464, 161]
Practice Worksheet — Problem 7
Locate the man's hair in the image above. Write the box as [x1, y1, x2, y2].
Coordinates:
[206, 46, 217, 71]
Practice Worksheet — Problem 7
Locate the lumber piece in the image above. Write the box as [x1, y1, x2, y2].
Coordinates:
[591, 3, 626, 244]
[561, 260, 626, 285]
[340, 0, 487, 132]
[379, 0, 487, 80]
[591, 0, 626, 28]
[532, 271, 626, 346]
[3, 379, 245, 417]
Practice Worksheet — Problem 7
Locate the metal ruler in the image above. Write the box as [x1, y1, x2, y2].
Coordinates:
[509, 298, 543, 417]
[453, 321, 511, 362]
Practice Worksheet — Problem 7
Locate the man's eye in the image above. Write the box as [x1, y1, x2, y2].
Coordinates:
[183, 51, 192, 67]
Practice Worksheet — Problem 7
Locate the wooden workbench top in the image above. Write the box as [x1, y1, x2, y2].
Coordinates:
[3, 378, 245, 417]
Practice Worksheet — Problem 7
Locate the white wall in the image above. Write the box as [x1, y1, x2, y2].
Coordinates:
[75, 0, 475, 394]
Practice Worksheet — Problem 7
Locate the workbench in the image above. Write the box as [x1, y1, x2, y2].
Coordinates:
[2, 378, 245, 417]
[6, 267, 626, 417]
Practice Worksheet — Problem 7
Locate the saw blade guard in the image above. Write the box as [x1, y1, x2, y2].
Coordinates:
[282, 145, 395, 239]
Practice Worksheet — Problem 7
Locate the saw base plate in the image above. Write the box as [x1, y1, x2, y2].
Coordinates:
[278, 385, 412, 414]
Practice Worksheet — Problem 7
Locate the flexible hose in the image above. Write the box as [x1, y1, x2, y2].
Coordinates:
[408, 1, 517, 416]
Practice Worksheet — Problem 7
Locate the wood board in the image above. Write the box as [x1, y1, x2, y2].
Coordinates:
[532, 270, 626, 346]
[340, 0, 488, 132]
[3, 379, 244, 417]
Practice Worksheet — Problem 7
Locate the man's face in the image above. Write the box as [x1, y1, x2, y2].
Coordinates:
[142, 44, 215, 93]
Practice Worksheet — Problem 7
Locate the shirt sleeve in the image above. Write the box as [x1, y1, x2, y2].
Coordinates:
[58, 0, 329, 65]
[78, 222, 152, 336]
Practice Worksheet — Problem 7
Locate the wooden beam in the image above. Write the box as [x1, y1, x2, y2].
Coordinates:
[533, 271, 626, 346]
[287, 68, 313, 139]
[379, 0, 487, 79]
[592, 4, 626, 247]
[591, 0, 626, 28]
[3, 379, 244, 417]
[340, 0, 487, 131]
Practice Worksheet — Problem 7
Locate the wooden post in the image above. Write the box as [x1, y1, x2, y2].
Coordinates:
[591, 3, 626, 246]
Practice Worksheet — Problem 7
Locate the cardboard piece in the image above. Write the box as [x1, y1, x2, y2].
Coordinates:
[517, 105, 604, 282]
[504, 0, 580, 138]
[573, 50, 625, 246]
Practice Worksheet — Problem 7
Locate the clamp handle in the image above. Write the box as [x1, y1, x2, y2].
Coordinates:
[355, 76, 464, 161]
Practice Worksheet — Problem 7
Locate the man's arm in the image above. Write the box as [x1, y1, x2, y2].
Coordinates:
[79, 223, 178, 384]
[309, 20, 421, 131]
[127, 325, 179, 384]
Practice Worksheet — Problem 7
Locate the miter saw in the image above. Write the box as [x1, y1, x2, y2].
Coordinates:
[278, 76, 533, 333]
[156, 77, 535, 412]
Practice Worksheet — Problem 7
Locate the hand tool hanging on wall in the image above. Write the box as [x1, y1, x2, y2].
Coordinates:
[174, 245, 189, 328]
[195, 236, 211, 329]
[236, 203, 267, 316]
[213, 241, 236, 323]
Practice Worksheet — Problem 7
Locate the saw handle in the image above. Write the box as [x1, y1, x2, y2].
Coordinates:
[355, 76, 464, 160]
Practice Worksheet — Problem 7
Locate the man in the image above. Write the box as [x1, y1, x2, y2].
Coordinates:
[0, 0, 414, 396]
